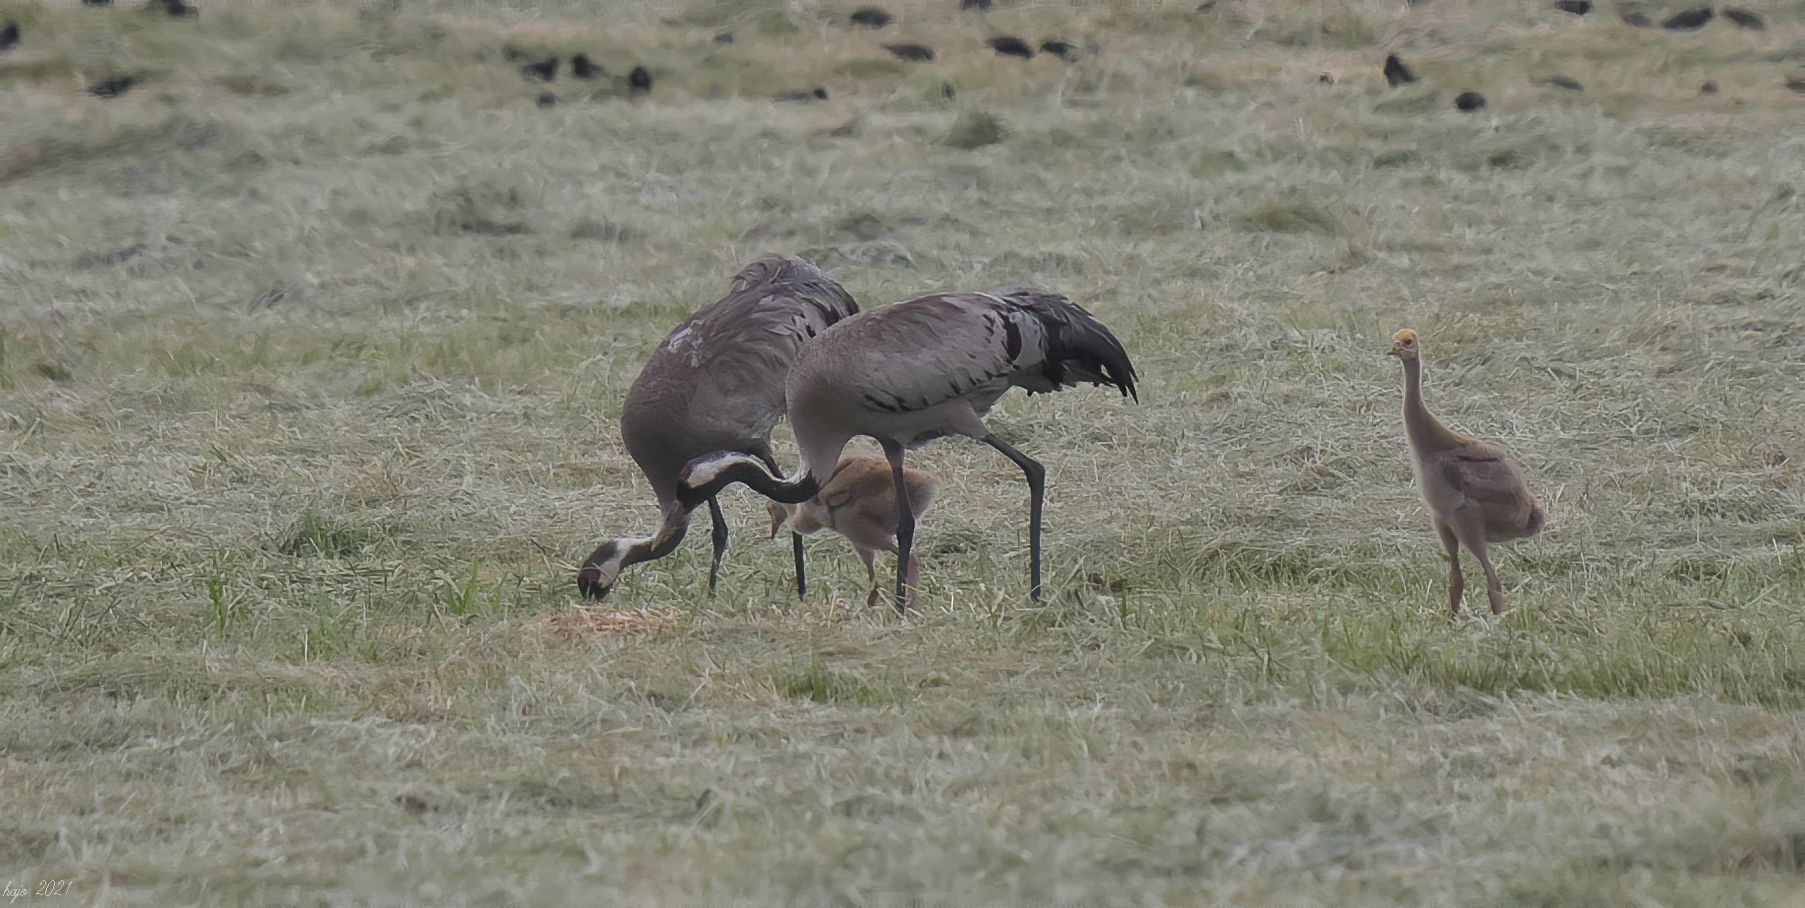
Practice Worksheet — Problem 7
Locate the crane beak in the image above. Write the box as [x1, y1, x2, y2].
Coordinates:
[575, 567, 612, 600]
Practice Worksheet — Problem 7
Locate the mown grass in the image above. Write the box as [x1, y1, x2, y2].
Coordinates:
[2, 0, 1804, 903]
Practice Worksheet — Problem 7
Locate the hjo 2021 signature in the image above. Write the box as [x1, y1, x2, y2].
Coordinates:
[4, 880, 72, 903]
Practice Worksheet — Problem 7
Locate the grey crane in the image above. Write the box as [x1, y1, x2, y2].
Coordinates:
[575, 254, 860, 600]
[674, 290, 1138, 610]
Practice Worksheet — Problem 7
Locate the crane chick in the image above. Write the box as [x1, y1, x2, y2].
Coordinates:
[767, 457, 938, 608]
[1389, 330, 1544, 616]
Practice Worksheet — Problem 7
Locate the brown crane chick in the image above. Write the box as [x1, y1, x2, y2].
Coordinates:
[1389, 330, 1544, 616]
[767, 456, 938, 608]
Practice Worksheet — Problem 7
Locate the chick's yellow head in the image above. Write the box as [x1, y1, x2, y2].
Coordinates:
[1388, 329, 1420, 359]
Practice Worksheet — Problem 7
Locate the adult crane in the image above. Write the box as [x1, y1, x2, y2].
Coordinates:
[675, 290, 1138, 609]
[576, 254, 859, 600]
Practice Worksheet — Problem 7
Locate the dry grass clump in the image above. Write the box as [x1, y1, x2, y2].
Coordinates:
[537, 606, 684, 640]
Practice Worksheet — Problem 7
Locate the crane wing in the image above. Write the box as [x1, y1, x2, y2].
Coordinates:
[838, 292, 1138, 417]
[995, 290, 1138, 400]
[1439, 448, 1529, 508]
[839, 294, 1020, 415]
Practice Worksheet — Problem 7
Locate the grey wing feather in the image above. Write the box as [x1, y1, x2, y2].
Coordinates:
[1444, 450, 1542, 541]
[687, 256, 859, 372]
[1439, 451, 1534, 518]
[652, 256, 853, 390]
[839, 291, 1138, 417]
[994, 290, 1138, 400]
[842, 294, 1022, 415]
[622, 255, 857, 495]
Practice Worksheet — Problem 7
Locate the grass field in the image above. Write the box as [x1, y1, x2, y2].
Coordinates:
[3, 0, 1805, 903]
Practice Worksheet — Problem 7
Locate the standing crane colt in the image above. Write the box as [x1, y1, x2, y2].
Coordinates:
[1388, 329, 1544, 615]
[575, 255, 859, 600]
[676, 291, 1138, 610]
[767, 456, 940, 608]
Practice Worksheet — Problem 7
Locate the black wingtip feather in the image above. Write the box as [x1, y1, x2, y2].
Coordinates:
[999, 290, 1140, 403]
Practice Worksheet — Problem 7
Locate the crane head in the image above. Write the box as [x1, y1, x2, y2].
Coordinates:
[1387, 329, 1420, 360]
[576, 540, 627, 599]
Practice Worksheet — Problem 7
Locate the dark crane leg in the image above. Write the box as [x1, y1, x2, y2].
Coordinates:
[753, 450, 806, 600]
[792, 532, 808, 600]
[880, 439, 916, 613]
[706, 497, 729, 596]
[983, 435, 1046, 603]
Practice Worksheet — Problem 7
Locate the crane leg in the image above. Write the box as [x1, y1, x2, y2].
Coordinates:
[1471, 538, 1508, 615]
[1437, 522, 1464, 616]
[983, 435, 1046, 603]
[860, 548, 878, 610]
[881, 439, 916, 613]
[706, 496, 729, 596]
[792, 532, 807, 601]
[754, 449, 807, 600]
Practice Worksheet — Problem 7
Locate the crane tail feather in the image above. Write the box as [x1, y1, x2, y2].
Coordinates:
[1000, 291, 1140, 402]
